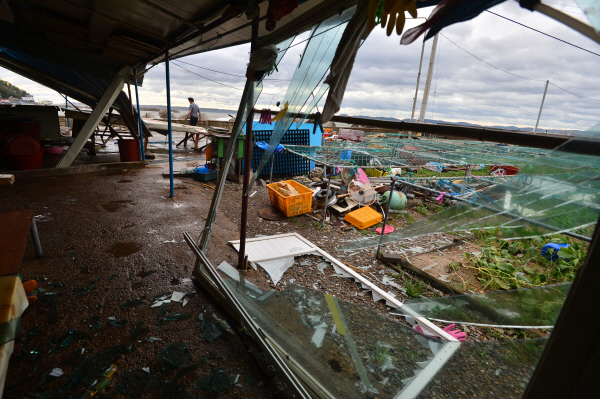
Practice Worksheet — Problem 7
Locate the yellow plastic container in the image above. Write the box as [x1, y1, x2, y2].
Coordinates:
[344, 206, 382, 229]
[267, 180, 313, 217]
[364, 168, 388, 177]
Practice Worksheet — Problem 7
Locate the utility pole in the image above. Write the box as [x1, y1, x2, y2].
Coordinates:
[533, 80, 549, 134]
[418, 33, 439, 124]
[410, 41, 426, 122]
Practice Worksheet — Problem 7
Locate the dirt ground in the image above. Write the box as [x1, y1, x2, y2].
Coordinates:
[1, 156, 276, 398]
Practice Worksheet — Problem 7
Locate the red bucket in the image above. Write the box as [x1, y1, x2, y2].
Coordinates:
[2, 148, 44, 170]
[490, 165, 520, 175]
[117, 139, 141, 162]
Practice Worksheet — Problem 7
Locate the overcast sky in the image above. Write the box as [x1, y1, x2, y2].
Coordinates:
[1, 0, 598, 130]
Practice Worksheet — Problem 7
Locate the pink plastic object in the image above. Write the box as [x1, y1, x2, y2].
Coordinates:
[376, 225, 394, 235]
[356, 168, 369, 185]
[436, 191, 446, 205]
[443, 323, 467, 341]
[44, 145, 64, 155]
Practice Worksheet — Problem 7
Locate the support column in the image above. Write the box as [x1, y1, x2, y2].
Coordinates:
[56, 65, 132, 168]
[418, 34, 439, 124]
[237, 19, 259, 269]
[533, 80, 549, 134]
[165, 51, 174, 198]
[134, 78, 146, 161]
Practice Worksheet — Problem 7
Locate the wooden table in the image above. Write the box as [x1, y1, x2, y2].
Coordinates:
[0, 209, 42, 277]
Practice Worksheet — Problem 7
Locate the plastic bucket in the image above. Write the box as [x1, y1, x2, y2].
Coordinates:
[117, 139, 141, 162]
[2, 149, 44, 170]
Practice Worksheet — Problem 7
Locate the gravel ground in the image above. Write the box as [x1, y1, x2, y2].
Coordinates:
[2, 165, 545, 399]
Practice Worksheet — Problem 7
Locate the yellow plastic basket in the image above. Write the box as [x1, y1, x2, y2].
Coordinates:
[267, 180, 313, 217]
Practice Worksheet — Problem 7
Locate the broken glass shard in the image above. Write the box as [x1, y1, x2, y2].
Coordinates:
[201, 316, 223, 342]
[195, 369, 240, 392]
[130, 322, 149, 341]
[117, 369, 150, 396]
[107, 317, 128, 327]
[149, 337, 162, 342]
[143, 373, 164, 392]
[171, 291, 185, 302]
[163, 313, 191, 321]
[160, 341, 192, 368]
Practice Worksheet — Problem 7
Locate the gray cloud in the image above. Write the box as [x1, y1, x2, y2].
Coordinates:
[0, 0, 597, 130]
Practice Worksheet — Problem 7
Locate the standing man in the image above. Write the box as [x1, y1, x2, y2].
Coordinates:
[184, 97, 202, 149]
[185, 97, 200, 126]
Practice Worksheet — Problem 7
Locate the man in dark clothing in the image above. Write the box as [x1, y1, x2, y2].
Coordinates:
[185, 97, 200, 126]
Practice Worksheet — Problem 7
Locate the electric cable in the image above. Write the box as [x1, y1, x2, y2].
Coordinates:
[175, 59, 292, 82]
[439, 32, 600, 102]
[486, 10, 600, 58]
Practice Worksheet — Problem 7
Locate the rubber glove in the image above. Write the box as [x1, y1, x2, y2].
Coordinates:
[443, 323, 467, 341]
[381, 0, 418, 36]
[271, 101, 288, 121]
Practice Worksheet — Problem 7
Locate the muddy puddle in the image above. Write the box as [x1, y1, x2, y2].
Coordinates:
[106, 241, 142, 257]
[94, 200, 136, 212]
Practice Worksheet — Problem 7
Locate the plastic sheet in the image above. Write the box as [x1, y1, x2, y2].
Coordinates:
[392, 283, 571, 328]
[248, 6, 357, 191]
[339, 132, 600, 251]
[574, 0, 600, 32]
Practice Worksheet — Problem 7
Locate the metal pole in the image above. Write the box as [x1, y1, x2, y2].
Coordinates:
[322, 166, 331, 223]
[65, 96, 70, 128]
[376, 179, 396, 256]
[238, 19, 259, 270]
[533, 80, 549, 134]
[134, 78, 146, 161]
[165, 51, 174, 198]
[418, 33, 439, 124]
[411, 41, 426, 123]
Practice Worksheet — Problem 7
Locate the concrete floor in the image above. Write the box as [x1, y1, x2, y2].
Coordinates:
[1, 159, 277, 398]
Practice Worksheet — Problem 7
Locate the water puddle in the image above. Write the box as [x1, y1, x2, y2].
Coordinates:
[94, 200, 136, 213]
[106, 242, 142, 258]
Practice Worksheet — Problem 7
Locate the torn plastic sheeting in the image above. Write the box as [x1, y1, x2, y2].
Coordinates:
[248, 6, 357, 191]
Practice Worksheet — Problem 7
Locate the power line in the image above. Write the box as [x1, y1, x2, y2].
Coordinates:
[439, 33, 600, 102]
[175, 59, 291, 82]
[485, 10, 600, 58]
[171, 61, 284, 99]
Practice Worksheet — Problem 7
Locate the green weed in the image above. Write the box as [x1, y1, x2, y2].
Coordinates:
[414, 205, 428, 216]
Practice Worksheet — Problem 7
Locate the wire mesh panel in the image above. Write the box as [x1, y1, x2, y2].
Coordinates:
[251, 129, 310, 178]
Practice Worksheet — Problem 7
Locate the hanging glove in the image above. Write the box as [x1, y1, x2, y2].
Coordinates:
[271, 101, 288, 121]
[380, 0, 418, 36]
[443, 323, 467, 341]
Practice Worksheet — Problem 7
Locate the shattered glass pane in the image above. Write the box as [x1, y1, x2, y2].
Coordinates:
[201, 316, 224, 342]
[117, 369, 150, 396]
[130, 322, 149, 341]
[143, 373, 164, 392]
[160, 341, 192, 368]
[224, 280, 439, 398]
[57, 345, 127, 396]
[339, 132, 600, 251]
[415, 339, 547, 398]
[195, 369, 240, 392]
[392, 283, 571, 328]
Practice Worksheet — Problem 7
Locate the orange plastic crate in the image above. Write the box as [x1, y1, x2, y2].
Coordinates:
[344, 206, 382, 229]
[266, 180, 313, 217]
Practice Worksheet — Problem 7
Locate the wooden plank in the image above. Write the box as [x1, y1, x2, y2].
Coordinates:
[0, 175, 15, 186]
[0, 209, 33, 277]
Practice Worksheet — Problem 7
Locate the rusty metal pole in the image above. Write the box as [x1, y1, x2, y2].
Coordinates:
[238, 19, 259, 270]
